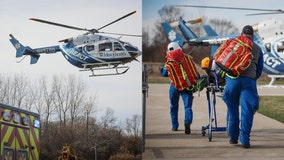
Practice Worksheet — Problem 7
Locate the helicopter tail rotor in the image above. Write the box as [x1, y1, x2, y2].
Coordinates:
[170, 17, 202, 27]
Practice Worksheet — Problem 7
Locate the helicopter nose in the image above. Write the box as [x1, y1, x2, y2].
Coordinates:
[129, 50, 142, 59]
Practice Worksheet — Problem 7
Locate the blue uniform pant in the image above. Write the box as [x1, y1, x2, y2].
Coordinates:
[169, 84, 193, 130]
[222, 77, 259, 145]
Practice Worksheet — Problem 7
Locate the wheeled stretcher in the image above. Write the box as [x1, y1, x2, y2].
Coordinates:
[201, 70, 227, 141]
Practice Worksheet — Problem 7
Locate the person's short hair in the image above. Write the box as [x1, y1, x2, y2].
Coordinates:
[242, 25, 254, 35]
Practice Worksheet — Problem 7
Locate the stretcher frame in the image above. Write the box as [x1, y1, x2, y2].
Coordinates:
[201, 71, 227, 141]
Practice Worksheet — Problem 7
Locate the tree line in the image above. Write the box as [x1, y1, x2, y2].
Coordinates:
[142, 5, 239, 64]
[0, 73, 142, 160]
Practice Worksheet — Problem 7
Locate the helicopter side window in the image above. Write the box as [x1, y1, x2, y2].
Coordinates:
[277, 40, 284, 53]
[86, 45, 94, 52]
[114, 42, 123, 51]
[265, 43, 271, 52]
[99, 42, 112, 51]
[77, 46, 83, 52]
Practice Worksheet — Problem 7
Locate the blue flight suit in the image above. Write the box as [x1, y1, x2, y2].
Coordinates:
[161, 67, 193, 130]
[222, 39, 263, 146]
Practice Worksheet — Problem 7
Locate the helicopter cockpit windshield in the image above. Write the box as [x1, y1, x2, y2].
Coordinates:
[120, 41, 138, 52]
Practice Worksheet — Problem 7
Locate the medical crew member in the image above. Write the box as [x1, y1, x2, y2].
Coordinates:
[222, 25, 263, 148]
[161, 42, 198, 134]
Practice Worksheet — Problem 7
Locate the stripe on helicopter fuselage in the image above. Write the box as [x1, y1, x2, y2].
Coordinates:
[60, 44, 107, 65]
[263, 64, 282, 75]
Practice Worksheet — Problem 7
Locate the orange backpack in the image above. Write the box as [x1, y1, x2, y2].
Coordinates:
[166, 49, 198, 91]
[213, 35, 253, 77]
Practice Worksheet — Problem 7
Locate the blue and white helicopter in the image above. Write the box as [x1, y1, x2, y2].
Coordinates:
[9, 11, 142, 77]
[161, 11, 284, 85]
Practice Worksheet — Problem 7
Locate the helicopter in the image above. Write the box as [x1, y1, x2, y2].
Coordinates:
[161, 5, 284, 85]
[9, 11, 142, 77]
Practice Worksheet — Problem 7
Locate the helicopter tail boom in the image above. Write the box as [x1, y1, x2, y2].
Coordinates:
[9, 34, 60, 64]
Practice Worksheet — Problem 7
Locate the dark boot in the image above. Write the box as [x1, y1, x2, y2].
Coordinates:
[185, 123, 191, 134]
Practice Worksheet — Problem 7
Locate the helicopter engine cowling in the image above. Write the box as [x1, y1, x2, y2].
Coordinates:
[59, 35, 92, 45]
[59, 37, 73, 43]
[72, 35, 92, 46]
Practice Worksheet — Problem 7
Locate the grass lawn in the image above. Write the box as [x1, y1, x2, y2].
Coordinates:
[258, 96, 284, 123]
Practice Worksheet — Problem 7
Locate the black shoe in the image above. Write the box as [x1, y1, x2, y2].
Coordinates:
[229, 140, 238, 144]
[242, 143, 250, 149]
[172, 128, 178, 131]
[185, 123, 191, 134]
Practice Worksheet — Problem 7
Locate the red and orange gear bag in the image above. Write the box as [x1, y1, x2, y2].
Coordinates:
[213, 35, 253, 77]
[166, 49, 198, 91]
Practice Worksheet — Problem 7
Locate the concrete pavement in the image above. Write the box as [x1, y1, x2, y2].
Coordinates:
[143, 83, 284, 160]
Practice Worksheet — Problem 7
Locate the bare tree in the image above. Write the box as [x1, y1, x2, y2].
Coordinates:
[22, 87, 36, 111]
[158, 5, 184, 24]
[208, 18, 239, 35]
[51, 74, 96, 127]
[125, 114, 142, 137]
[13, 74, 29, 108]
[0, 75, 9, 103]
[0, 73, 30, 108]
[142, 27, 150, 47]
[142, 5, 185, 62]
[33, 76, 56, 135]
[52, 75, 69, 126]
[100, 107, 117, 129]
[67, 75, 86, 127]
[153, 5, 184, 47]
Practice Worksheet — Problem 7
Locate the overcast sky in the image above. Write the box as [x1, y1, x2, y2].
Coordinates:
[143, 0, 284, 35]
[0, 0, 142, 123]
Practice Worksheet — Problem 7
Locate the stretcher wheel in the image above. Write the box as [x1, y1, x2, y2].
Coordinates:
[202, 129, 206, 136]
[208, 118, 213, 141]
[208, 133, 212, 141]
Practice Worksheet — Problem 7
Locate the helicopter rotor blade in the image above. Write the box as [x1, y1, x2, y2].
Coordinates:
[174, 5, 284, 15]
[170, 18, 202, 27]
[99, 31, 142, 37]
[96, 11, 137, 31]
[246, 12, 284, 16]
[30, 11, 137, 35]
[29, 18, 91, 32]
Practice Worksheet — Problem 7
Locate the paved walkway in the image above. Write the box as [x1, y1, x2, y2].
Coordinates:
[143, 83, 284, 160]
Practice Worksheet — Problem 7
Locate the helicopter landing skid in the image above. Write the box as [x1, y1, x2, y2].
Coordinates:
[80, 62, 129, 77]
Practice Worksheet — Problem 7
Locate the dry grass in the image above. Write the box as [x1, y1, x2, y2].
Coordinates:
[258, 96, 284, 123]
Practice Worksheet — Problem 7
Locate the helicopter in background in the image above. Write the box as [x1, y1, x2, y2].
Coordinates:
[161, 5, 284, 85]
[9, 11, 141, 77]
